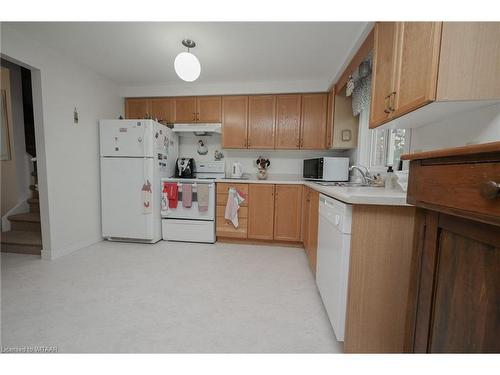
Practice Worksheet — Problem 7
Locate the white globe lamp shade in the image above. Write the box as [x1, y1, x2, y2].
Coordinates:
[174, 52, 201, 82]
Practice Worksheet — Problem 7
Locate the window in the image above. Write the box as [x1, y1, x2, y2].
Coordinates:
[370, 128, 408, 170]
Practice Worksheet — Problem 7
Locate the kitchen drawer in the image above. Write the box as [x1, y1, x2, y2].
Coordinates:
[408, 161, 500, 219]
[216, 205, 248, 218]
[216, 217, 248, 238]
[216, 183, 249, 195]
[216, 193, 249, 207]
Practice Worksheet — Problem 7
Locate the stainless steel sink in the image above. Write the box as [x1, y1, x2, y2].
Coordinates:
[314, 181, 379, 188]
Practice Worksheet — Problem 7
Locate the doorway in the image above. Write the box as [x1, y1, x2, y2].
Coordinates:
[1, 59, 42, 255]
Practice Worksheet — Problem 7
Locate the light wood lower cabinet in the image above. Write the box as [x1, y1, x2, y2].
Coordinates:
[248, 184, 275, 240]
[216, 183, 303, 244]
[216, 183, 249, 238]
[273, 185, 303, 242]
[302, 187, 319, 273]
[344, 205, 416, 353]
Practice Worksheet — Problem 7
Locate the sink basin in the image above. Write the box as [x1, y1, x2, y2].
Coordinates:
[314, 181, 381, 188]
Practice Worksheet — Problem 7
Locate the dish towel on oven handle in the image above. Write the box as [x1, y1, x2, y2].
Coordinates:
[224, 187, 246, 228]
[182, 183, 193, 208]
[197, 184, 210, 212]
[163, 182, 178, 209]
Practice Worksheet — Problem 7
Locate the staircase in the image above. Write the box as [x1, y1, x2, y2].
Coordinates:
[1, 170, 42, 255]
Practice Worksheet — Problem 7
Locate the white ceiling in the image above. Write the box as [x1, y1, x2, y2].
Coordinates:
[8, 22, 368, 89]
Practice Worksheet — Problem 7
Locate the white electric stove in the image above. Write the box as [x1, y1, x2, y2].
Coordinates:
[161, 160, 225, 243]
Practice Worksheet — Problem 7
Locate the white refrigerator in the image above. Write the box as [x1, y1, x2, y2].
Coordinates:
[99, 119, 178, 243]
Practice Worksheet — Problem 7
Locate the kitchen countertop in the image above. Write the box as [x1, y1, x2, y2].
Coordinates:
[216, 174, 409, 206]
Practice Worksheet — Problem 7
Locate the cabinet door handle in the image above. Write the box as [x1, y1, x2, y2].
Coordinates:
[388, 91, 396, 112]
[384, 94, 391, 114]
[193, 112, 196, 121]
[480, 181, 500, 200]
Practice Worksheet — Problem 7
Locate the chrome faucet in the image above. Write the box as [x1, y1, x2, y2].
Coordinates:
[349, 165, 374, 185]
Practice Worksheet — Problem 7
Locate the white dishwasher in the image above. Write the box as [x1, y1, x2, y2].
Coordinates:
[316, 193, 352, 342]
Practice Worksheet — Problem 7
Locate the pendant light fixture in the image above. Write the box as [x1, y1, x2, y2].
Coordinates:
[174, 39, 201, 82]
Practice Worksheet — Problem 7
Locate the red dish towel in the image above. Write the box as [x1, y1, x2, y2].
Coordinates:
[182, 184, 192, 208]
[163, 182, 178, 208]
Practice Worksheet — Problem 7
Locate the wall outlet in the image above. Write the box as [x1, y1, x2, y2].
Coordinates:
[73, 107, 79, 124]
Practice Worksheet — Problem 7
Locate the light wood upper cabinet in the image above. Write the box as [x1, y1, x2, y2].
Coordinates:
[196, 96, 222, 123]
[273, 185, 303, 242]
[150, 98, 173, 123]
[125, 98, 150, 119]
[248, 184, 275, 240]
[370, 22, 399, 127]
[275, 94, 302, 149]
[173, 97, 197, 123]
[222, 96, 249, 149]
[393, 22, 441, 116]
[437, 22, 500, 101]
[370, 22, 499, 129]
[300, 93, 328, 150]
[248, 95, 276, 149]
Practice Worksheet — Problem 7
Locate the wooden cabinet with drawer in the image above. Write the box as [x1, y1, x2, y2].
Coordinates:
[403, 142, 500, 353]
[216, 183, 249, 238]
[216, 183, 303, 244]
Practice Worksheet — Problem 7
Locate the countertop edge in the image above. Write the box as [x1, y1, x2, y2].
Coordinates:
[215, 178, 409, 206]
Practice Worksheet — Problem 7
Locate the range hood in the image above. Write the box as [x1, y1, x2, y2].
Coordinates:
[172, 123, 221, 136]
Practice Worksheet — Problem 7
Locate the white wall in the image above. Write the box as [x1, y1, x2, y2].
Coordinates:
[1, 24, 123, 259]
[410, 103, 500, 152]
[122, 79, 328, 98]
[178, 134, 349, 176]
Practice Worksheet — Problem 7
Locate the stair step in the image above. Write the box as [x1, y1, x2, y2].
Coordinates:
[1, 230, 42, 246]
[1, 230, 42, 255]
[27, 198, 39, 205]
[8, 213, 40, 223]
[8, 213, 41, 232]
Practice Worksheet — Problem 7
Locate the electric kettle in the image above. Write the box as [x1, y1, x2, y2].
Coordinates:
[231, 162, 243, 178]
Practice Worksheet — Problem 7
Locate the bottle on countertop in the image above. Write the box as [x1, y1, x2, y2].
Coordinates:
[385, 166, 397, 190]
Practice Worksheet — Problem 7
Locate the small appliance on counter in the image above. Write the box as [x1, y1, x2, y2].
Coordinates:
[231, 162, 243, 178]
[303, 157, 349, 182]
[175, 158, 195, 178]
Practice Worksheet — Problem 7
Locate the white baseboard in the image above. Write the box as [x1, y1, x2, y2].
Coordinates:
[1, 197, 30, 232]
[41, 237, 103, 260]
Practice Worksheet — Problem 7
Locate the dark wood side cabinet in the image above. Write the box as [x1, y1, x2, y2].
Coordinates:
[403, 142, 500, 353]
